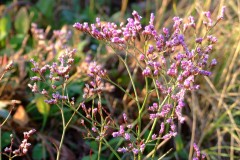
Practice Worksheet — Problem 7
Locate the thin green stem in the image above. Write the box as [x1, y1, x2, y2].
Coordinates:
[56, 83, 67, 160]
[56, 108, 66, 160]
[137, 78, 149, 160]
[109, 45, 141, 110]
[116, 54, 142, 144]
[67, 102, 92, 124]
[65, 103, 82, 128]
[104, 76, 135, 101]
[0, 106, 14, 128]
[117, 55, 140, 108]
[97, 94, 103, 160]
[140, 78, 149, 113]
[98, 140, 102, 160]
[145, 94, 169, 143]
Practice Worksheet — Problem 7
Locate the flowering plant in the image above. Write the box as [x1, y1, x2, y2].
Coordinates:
[27, 7, 225, 160]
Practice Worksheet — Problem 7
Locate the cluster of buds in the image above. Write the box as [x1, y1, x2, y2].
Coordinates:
[117, 142, 146, 155]
[28, 49, 76, 104]
[149, 103, 173, 119]
[83, 62, 114, 98]
[31, 23, 72, 55]
[148, 118, 177, 140]
[203, 6, 226, 29]
[111, 114, 146, 155]
[3, 129, 36, 158]
[80, 102, 113, 141]
[192, 143, 206, 160]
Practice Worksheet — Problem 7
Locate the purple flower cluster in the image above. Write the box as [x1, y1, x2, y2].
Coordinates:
[28, 49, 76, 104]
[80, 57, 115, 99]
[149, 103, 173, 120]
[111, 114, 146, 155]
[161, 119, 177, 139]
[112, 125, 128, 138]
[117, 142, 146, 155]
[192, 143, 206, 160]
[83, 62, 109, 98]
[73, 10, 144, 44]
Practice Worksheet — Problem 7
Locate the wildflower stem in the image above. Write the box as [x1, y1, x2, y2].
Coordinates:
[145, 94, 169, 143]
[97, 94, 103, 160]
[110, 45, 141, 109]
[158, 148, 173, 160]
[66, 102, 92, 124]
[98, 139, 102, 160]
[152, 136, 161, 158]
[56, 83, 67, 160]
[141, 78, 149, 110]
[145, 77, 162, 143]
[117, 55, 140, 109]
[137, 78, 149, 160]
[104, 76, 135, 100]
[117, 54, 142, 140]
[0, 105, 14, 128]
[56, 108, 66, 160]
[65, 103, 82, 128]
[102, 138, 121, 160]
[143, 138, 169, 160]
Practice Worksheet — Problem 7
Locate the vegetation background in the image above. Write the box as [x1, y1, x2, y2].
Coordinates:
[0, 0, 239, 159]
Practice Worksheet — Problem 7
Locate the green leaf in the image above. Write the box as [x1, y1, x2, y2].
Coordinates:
[175, 135, 183, 151]
[174, 135, 188, 159]
[108, 137, 122, 145]
[36, 96, 50, 115]
[35, 96, 50, 130]
[77, 39, 90, 53]
[1, 132, 12, 148]
[36, 0, 54, 19]
[10, 34, 25, 49]
[32, 143, 47, 160]
[90, 141, 99, 151]
[14, 7, 30, 34]
[82, 153, 98, 160]
[68, 82, 84, 97]
[101, 137, 123, 151]
[0, 15, 11, 40]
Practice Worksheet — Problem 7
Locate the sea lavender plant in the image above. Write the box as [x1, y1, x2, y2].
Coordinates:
[29, 6, 225, 160]
[72, 7, 225, 159]
[28, 48, 79, 160]
[28, 48, 116, 159]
